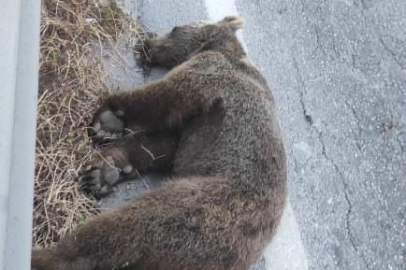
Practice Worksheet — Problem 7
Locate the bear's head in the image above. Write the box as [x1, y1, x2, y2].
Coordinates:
[144, 16, 245, 68]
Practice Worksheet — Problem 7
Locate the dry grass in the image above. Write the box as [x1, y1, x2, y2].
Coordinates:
[34, 0, 146, 247]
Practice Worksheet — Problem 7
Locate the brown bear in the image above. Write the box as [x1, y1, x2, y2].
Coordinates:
[31, 16, 287, 270]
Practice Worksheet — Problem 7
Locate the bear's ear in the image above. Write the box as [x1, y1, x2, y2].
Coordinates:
[218, 16, 244, 31]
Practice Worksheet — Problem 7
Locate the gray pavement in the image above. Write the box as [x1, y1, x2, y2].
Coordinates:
[236, 1, 406, 269]
[103, 0, 406, 269]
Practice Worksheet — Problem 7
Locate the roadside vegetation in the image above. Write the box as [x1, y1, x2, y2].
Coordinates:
[34, 0, 146, 247]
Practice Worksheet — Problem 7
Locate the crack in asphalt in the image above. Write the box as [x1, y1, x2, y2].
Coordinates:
[378, 35, 405, 72]
[355, 0, 405, 72]
[298, 0, 325, 59]
[396, 135, 405, 153]
[313, 26, 326, 56]
[343, 100, 363, 152]
[314, 130, 372, 270]
[356, 0, 369, 25]
[292, 57, 313, 126]
[292, 53, 371, 270]
[319, 137, 372, 270]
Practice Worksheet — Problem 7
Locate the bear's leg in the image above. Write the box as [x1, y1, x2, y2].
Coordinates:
[32, 176, 241, 270]
[80, 130, 180, 197]
[90, 79, 221, 141]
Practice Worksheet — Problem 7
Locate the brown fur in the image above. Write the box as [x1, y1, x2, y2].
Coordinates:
[32, 17, 287, 270]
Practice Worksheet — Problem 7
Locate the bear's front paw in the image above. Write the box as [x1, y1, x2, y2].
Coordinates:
[91, 110, 125, 142]
[79, 156, 134, 198]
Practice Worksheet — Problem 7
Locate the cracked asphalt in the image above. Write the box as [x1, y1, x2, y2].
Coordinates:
[105, 0, 406, 269]
[236, 0, 406, 269]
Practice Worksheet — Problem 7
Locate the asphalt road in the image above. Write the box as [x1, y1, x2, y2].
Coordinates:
[106, 0, 406, 269]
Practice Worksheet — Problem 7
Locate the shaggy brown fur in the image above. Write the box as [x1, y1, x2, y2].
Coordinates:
[31, 16, 287, 270]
